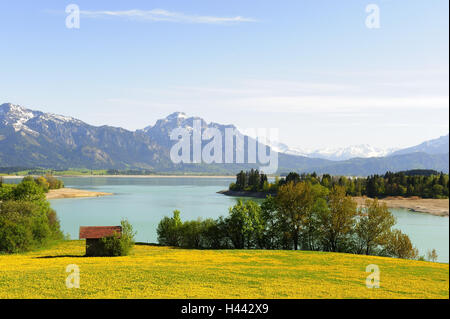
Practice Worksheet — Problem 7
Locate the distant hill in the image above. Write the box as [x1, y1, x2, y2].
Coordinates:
[390, 134, 449, 156]
[275, 143, 397, 161]
[305, 152, 449, 176]
[272, 135, 448, 160]
[1, 103, 448, 175]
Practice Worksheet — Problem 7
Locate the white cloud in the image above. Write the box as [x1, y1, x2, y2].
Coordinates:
[79, 9, 257, 24]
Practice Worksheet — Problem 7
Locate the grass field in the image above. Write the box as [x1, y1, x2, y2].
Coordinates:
[0, 240, 448, 299]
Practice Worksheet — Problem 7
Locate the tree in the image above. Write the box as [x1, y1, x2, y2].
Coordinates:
[275, 182, 325, 250]
[298, 184, 328, 251]
[384, 229, 418, 259]
[260, 195, 290, 249]
[285, 172, 300, 185]
[236, 171, 247, 190]
[0, 209, 34, 253]
[0, 200, 63, 253]
[318, 186, 357, 252]
[355, 199, 395, 255]
[427, 248, 438, 262]
[34, 176, 50, 193]
[44, 174, 64, 190]
[0, 184, 14, 201]
[200, 218, 228, 249]
[157, 210, 183, 246]
[180, 219, 203, 249]
[12, 180, 45, 202]
[225, 200, 263, 249]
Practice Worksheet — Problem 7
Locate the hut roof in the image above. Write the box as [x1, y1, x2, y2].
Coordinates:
[79, 226, 122, 239]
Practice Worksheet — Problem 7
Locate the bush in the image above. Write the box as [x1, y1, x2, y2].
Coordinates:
[97, 219, 136, 256]
[0, 211, 34, 253]
[0, 200, 63, 253]
[12, 180, 45, 202]
[157, 210, 182, 246]
[427, 249, 438, 262]
[34, 176, 50, 192]
[0, 184, 15, 201]
[384, 229, 418, 260]
[224, 200, 264, 249]
[200, 218, 229, 249]
[44, 175, 64, 190]
[180, 219, 203, 248]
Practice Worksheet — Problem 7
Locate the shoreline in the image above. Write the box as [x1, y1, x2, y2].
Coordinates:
[353, 196, 449, 217]
[46, 188, 113, 200]
[3, 174, 235, 179]
[217, 190, 274, 198]
[218, 190, 449, 217]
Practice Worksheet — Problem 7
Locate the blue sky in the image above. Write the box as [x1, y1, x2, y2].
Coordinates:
[0, 0, 448, 149]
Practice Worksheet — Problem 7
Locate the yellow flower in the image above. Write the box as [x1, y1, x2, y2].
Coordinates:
[0, 240, 448, 299]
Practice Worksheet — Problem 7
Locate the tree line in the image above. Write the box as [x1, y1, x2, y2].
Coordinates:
[228, 169, 449, 199]
[158, 181, 429, 260]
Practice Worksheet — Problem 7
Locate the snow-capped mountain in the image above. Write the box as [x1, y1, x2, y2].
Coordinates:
[0, 103, 85, 137]
[0, 103, 448, 174]
[390, 134, 449, 156]
[267, 140, 397, 161]
[303, 145, 397, 161]
[138, 111, 239, 155]
[0, 102, 165, 169]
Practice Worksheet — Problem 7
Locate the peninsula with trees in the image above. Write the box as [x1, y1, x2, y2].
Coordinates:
[219, 169, 450, 216]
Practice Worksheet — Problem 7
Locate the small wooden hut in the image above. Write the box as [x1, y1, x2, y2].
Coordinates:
[79, 226, 122, 256]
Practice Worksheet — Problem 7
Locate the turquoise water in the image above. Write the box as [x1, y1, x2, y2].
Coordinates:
[3, 177, 449, 262]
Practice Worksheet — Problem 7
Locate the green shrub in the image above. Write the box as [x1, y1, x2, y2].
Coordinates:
[98, 219, 136, 256]
[0, 184, 15, 201]
[157, 210, 182, 246]
[0, 200, 63, 253]
[44, 175, 64, 190]
[180, 219, 203, 249]
[12, 180, 45, 202]
[383, 229, 418, 260]
[426, 248, 438, 262]
[34, 176, 50, 193]
[0, 211, 34, 253]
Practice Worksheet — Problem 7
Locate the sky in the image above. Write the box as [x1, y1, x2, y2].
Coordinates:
[0, 0, 448, 150]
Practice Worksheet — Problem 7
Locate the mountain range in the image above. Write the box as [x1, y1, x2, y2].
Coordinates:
[0, 103, 448, 175]
[269, 141, 398, 161]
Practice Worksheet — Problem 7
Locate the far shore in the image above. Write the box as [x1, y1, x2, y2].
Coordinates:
[2, 174, 235, 179]
[219, 190, 449, 217]
[46, 188, 113, 200]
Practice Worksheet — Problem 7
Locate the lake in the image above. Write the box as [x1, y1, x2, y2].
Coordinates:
[4, 176, 449, 262]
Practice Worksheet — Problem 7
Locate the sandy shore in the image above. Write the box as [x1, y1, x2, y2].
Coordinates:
[354, 196, 449, 217]
[46, 188, 113, 200]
